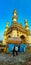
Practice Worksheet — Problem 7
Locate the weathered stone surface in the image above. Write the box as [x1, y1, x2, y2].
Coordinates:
[0, 52, 31, 65]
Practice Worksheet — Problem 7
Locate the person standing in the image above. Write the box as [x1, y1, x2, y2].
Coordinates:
[15, 46, 18, 55]
[12, 46, 15, 56]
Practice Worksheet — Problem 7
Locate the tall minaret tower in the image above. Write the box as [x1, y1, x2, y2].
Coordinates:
[24, 19, 29, 30]
[3, 22, 9, 45]
[12, 9, 17, 24]
[5, 22, 9, 32]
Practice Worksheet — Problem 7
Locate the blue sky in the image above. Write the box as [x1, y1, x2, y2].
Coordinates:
[0, 0, 31, 40]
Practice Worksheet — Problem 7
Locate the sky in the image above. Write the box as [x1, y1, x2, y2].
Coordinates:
[0, 0, 31, 40]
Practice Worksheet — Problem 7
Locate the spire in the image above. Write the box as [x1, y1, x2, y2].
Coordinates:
[4, 21, 9, 37]
[24, 19, 29, 30]
[2, 21, 9, 45]
[4, 21, 9, 38]
[5, 22, 9, 32]
[12, 9, 17, 24]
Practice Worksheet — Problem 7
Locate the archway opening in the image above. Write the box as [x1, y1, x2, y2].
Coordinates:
[20, 35, 25, 39]
[20, 35, 26, 43]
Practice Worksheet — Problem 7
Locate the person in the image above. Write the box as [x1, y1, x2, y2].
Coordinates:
[18, 45, 20, 52]
[15, 46, 18, 55]
[12, 46, 15, 56]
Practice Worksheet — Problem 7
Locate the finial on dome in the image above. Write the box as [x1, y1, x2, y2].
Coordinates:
[12, 9, 17, 24]
[24, 19, 29, 30]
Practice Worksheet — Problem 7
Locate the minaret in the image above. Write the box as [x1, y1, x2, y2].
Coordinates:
[24, 19, 29, 30]
[12, 9, 17, 24]
[2, 22, 9, 45]
[4, 22, 9, 39]
[5, 22, 9, 32]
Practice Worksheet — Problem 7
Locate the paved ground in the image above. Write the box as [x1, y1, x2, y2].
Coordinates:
[0, 52, 31, 65]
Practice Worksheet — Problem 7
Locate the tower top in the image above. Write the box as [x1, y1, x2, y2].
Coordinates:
[24, 19, 29, 30]
[24, 19, 28, 23]
[6, 21, 9, 25]
[13, 9, 16, 13]
[12, 9, 17, 24]
[4, 21, 9, 33]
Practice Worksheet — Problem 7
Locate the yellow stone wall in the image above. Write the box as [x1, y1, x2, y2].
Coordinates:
[17, 31, 27, 37]
[3, 29, 31, 45]
[7, 30, 27, 38]
[7, 30, 27, 39]
[11, 30, 17, 37]
[27, 36, 31, 44]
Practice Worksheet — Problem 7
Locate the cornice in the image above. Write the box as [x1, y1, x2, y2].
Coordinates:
[5, 22, 30, 35]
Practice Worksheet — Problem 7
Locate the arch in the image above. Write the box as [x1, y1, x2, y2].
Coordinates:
[20, 35, 26, 43]
[20, 35, 25, 39]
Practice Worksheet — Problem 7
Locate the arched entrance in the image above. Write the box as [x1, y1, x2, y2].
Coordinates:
[20, 35, 25, 39]
[20, 35, 26, 52]
[20, 35, 26, 43]
[6, 35, 26, 52]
